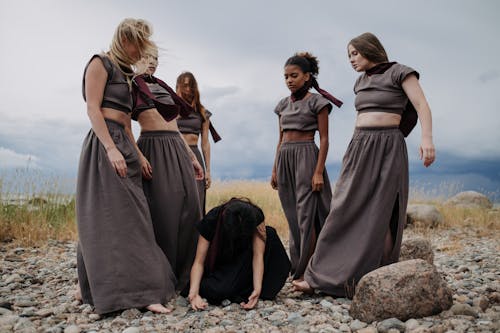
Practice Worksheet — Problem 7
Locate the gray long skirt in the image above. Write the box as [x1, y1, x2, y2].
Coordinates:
[76, 119, 176, 314]
[189, 145, 206, 214]
[276, 141, 332, 280]
[304, 127, 408, 297]
[137, 131, 202, 291]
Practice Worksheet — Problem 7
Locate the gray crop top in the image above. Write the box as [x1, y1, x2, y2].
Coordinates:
[177, 110, 212, 135]
[274, 93, 332, 131]
[82, 54, 133, 113]
[354, 63, 419, 115]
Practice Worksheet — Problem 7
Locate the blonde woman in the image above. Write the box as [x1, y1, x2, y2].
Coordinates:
[132, 47, 204, 292]
[77, 18, 175, 314]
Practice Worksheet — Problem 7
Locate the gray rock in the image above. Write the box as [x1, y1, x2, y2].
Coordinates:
[473, 296, 489, 311]
[120, 308, 141, 319]
[349, 319, 367, 330]
[450, 303, 478, 317]
[287, 312, 305, 325]
[64, 325, 81, 333]
[376, 318, 406, 332]
[406, 204, 443, 227]
[350, 259, 453, 322]
[121, 328, 141, 333]
[445, 191, 493, 209]
[356, 327, 377, 333]
[399, 237, 434, 264]
[221, 299, 231, 307]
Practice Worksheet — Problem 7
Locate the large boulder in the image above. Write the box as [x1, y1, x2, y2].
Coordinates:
[406, 204, 443, 228]
[350, 259, 452, 322]
[445, 191, 493, 209]
[399, 237, 434, 264]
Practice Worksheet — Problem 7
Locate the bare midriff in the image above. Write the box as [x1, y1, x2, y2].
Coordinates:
[356, 112, 401, 127]
[136, 108, 179, 132]
[181, 133, 199, 146]
[282, 129, 315, 142]
[101, 108, 131, 127]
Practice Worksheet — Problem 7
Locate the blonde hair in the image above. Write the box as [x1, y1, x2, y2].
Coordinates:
[108, 18, 155, 79]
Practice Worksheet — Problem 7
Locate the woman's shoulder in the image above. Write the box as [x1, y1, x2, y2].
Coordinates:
[389, 62, 420, 84]
[307, 93, 333, 114]
[274, 96, 290, 115]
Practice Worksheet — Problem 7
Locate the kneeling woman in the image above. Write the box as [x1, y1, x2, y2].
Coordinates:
[184, 198, 291, 310]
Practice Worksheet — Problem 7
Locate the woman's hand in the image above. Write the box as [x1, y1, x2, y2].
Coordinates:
[419, 136, 436, 167]
[140, 154, 153, 180]
[192, 159, 204, 180]
[311, 172, 324, 192]
[107, 147, 127, 177]
[205, 171, 211, 189]
[188, 293, 207, 311]
[240, 290, 260, 310]
[270, 169, 278, 190]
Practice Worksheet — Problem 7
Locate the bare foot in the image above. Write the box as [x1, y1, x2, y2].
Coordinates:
[292, 279, 314, 294]
[73, 284, 82, 302]
[146, 304, 172, 314]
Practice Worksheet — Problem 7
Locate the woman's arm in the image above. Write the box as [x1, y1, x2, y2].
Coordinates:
[188, 235, 210, 311]
[270, 119, 284, 190]
[241, 223, 266, 310]
[201, 118, 211, 189]
[85, 58, 127, 177]
[312, 107, 329, 191]
[178, 126, 204, 180]
[402, 75, 435, 167]
[124, 120, 152, 180]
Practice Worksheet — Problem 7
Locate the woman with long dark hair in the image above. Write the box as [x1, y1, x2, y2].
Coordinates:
[176, 72, 221, 214]
[183, 198, 290, 310]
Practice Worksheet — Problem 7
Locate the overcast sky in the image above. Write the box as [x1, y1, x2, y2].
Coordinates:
[0, 0, 499, 184]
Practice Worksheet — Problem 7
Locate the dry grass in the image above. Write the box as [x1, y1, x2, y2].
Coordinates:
[1, 176, 498, 247]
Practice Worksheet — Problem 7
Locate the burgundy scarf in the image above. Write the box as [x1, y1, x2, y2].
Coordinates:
[291, 77, 343, 108]
[366, 62, 396, 76]
[133, 74, 195, 121]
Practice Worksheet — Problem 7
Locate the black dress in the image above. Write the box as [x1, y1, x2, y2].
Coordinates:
[182, 200, 291, 305]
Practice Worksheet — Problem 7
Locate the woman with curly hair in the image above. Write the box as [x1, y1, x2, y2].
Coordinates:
[271, 52, 342, 283]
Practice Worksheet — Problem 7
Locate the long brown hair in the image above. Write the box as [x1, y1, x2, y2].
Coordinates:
[348, 32, 389, 64]
[176, 72, 207, 121]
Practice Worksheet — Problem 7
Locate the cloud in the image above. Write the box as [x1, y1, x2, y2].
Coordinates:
[478, 70, 500, 83]
[0, 147, 40, 169]
[1, 0, 499, 185]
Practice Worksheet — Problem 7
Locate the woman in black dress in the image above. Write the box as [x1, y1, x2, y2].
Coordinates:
[183, 198, 290, 310]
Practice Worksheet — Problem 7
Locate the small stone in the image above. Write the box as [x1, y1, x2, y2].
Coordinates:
[208, 308, 225, 318]
[121, 308, 141, 319]
[350, 319, 367, 331]
[89, 313, 101, 321]
[320, 299, 334, 308]
[121, 328, 141, 333]
[175, 296, 189, 307]
[473, 296, 489, 311]
[377, 318, 406, 333]
[357, 327, 377, 333]
[35, 308, 54, 317]
[64, 325, 81, 333]
[221, 299, 231, 307]
[450, 303, 478, 317]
